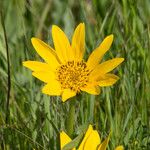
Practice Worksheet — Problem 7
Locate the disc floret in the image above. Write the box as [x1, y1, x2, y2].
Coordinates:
[56, 61, 90, 92]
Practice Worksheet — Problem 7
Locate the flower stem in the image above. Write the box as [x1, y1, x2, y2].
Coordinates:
[66, 98, 76, 137]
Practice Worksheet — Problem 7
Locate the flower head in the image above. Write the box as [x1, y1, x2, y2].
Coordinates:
[115, 146, 124, 150]
[23, 23, 124, 102]
[60, 124, 110, 150]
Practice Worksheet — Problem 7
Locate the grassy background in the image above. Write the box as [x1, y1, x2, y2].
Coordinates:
[0, 0, 150, 149]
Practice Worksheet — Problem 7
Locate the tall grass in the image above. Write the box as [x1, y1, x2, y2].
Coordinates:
[0, 0, 150, 149]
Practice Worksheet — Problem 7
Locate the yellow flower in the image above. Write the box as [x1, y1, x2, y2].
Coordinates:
[115, 145, 124, 150]
[60, 124, 110, 150]
[23, 23, 124, 102]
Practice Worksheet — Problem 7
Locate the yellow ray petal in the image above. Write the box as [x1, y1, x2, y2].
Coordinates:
[98, 133, 111, 150]
[72, 23, 85, 61]
[23, 61, 51, 71]
[32, 71, 55, 83]
[90, 58, 124, 79]
[42, 81, 62, 96]
[31, 38, 60, 70]
[78, 125, 93, 150]
[81, 85, 100, 95]
[87, 35, 114, 70]
[62, 89, 76, 102]
[98, 74, 119, 86]
[60, 131, 72, 150]
[115, 145, 124, 150]
[52, 25, 73, 62]
[83, 130, 101, 150]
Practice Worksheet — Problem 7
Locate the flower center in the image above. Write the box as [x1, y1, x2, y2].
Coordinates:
[56, 61, 90, 92]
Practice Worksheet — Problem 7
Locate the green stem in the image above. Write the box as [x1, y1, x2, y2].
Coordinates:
[66, 98, 76, 137]
[36, 0, 52, 37]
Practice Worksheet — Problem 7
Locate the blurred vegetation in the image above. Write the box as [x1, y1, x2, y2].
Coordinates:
[0, 0, 150, 149]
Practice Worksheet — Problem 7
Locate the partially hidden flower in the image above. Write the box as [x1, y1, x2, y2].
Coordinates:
[23, 23, 124, 102]
[115, 146, 124, 150]
[60, 125, 124, 150]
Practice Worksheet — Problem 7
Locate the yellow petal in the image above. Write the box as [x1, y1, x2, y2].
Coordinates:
[23, 61, 51, 71]
[98, 74, 119, 86]
[52, 25, 73, 62]
[42, 81, 62, 96]
[31, 38, 60, 70]
[87, 35, 114, 70]
[115, 145, 124, 150]
[60, 131, 72, 150]
[62, 89, 76, 102]
[78, 125, 93, 150]
[83, 130, 101, 150]
[81, 85, 100, 95]
[90, 58, 124, 79]
[32, 71, 55, 83]
[98, 133, 111, 150]
[72, 23, 85, 61]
